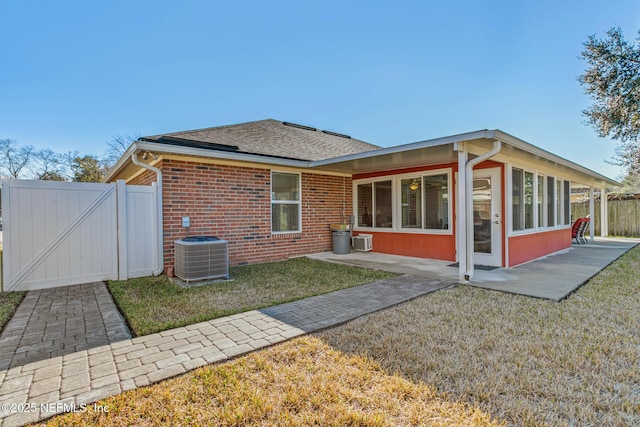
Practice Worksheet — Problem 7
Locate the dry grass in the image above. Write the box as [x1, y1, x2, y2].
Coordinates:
[42, 337, 503, 427]
[109, 257, 394, 336]
[319, 246, 640, 426]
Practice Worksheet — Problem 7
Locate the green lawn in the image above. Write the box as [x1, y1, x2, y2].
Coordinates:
[109, 257, 395, 336]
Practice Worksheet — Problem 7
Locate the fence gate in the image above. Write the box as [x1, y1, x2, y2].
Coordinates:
[2, 179, 157, 292]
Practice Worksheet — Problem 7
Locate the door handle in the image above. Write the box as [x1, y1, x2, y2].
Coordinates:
[493, 220, 501, 224]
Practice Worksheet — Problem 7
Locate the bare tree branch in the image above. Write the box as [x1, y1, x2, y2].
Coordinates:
[0, 139, 34, 179]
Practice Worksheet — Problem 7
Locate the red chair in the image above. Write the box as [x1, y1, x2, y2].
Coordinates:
[572, 217, 590, 244]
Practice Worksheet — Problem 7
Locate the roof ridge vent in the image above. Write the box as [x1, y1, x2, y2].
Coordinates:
[322, 130, 351, 139]
[282, 121, 317, 132]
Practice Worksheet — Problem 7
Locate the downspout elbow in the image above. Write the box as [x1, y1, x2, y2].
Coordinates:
[131, 152, 164, 276]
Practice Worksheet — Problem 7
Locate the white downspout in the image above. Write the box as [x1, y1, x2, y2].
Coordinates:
[464, 140, 502, 281]
[131, 152, 164, 276]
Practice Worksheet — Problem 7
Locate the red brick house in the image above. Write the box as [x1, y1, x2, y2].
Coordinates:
[106, 119, 619, 282]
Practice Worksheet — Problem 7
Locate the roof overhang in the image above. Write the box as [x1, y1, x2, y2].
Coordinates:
[105, 140, 311, 182]
[106, 129, 621, 188]
[309, 129, 621, 187]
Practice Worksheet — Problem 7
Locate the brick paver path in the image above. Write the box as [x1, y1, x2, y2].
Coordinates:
[0, 274, 451, 426]
[0, 283, 131, 371]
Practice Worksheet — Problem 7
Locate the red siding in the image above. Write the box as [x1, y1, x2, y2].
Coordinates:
[508, 228, 571, 267]
[356, 231, 456, 261]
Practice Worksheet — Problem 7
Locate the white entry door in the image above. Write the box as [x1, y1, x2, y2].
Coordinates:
[472, 168, 502, 267]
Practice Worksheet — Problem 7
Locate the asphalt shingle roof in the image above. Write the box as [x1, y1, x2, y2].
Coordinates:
[143, 119, 380, 162]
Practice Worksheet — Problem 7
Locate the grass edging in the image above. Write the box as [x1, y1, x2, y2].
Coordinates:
[108, 257, 395, 337]
[0, 291, 25, 334]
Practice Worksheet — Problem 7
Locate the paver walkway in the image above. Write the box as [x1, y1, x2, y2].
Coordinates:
[0, 283, 131, 371]
[0, 274, 451, 426]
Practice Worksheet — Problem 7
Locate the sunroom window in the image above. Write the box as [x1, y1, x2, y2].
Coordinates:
[374, 181, 393, 228]
[357, 183, 373, 227]
[357, 181, 392, 228]
[423, 174, 449, 230]
[401, 178, 422, 228]
[563, 180, 571, 225]
[512, 168, 534, 231]
[537, 175, 545, 227]
[547, 176, 555, 226]
[356, 172, 449, 231]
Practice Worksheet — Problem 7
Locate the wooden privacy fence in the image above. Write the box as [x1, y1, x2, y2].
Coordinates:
[2, 179, 158, 292]
[572, 199, 640, 237]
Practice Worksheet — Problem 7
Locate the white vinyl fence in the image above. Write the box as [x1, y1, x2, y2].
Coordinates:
[1, 179, 158, 292]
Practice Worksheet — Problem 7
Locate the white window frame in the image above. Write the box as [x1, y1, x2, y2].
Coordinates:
[508, 165, 571, 237]
[270, 171, 302, 234]
[353, 168, 452, 235]
[354, 178, 394, 231]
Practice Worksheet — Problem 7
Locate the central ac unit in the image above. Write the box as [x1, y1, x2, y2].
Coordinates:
[174, 236, 229, 283]
[352, 234, 373, 252]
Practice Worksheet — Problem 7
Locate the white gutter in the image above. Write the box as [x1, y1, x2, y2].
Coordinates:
[463, 139, 502, 281]
[135, 141, 311, 168]
[131, 152, 164, 276]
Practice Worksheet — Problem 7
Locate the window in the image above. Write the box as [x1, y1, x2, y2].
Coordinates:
[512, 168, 523, 230]
[271, 172, 300, 233]
[563, 180, 571, 225]
[374, 181, 393, 228]
[424, 174, 449, 229]
[537, 175, 545, 227]
[512, 168, 570, 233]
[525, 172, 534, 229]
[355, 171, 450, 231]
[512, 168, 534, 231]
[357, 180, 392, 228]
[401, 178, 422, 228]
[547, 176, 555, 226]
[357, 183, 373, 227]
[556, 179, 562, 227]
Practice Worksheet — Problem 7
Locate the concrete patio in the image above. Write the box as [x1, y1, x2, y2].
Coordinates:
[308, 238, 639, 301]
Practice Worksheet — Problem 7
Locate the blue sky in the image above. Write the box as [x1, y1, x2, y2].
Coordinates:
[1, 1, 639, 179]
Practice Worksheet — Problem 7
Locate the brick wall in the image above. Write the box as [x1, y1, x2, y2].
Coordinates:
[151, 159, 351, 270]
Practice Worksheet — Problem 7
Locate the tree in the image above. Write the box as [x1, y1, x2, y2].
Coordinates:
[33, 148, 67, 181]
[71, 154, 107, 183]
[579, 27, 640, 143]
[0, 138, 34, 179]
[103, 133, 139, 169]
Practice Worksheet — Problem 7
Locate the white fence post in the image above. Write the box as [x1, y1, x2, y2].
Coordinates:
[117, 180, 128, 281]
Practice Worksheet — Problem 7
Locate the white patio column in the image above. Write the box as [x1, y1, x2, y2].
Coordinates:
[589, 186, 595, 241]
[600, 186, 608, 237]
[456, 145, 468, 282]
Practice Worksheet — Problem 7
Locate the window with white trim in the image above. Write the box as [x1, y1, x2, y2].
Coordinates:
[271, 171, 301, 233]
[563, 180, 571, 225]
[356, 181, 393, 228]
[556, 179, 562, 227]
[510, 166, 572, 233]
[423, 174, 449, 230]
[357, 180, 393, 229]
[537, 174, 545, 227]
[512, 168, 534, 231]
[547, 176, 555, 226]
[355, 171, 450, 232]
